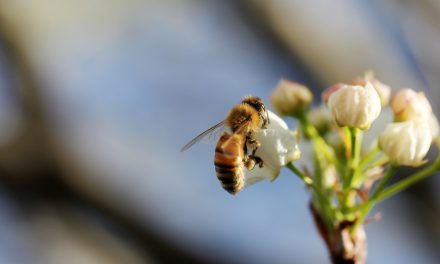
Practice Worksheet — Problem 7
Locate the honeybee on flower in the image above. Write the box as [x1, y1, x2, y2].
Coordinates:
[184, 73, 440, 264]
[182, 96, 300, 194]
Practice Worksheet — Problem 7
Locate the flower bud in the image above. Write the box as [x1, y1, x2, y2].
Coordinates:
[391, 89, 432, 121]
[379, 119, 432, 167]
[352, 75, 391, 106]
[321, 83, 344, 104]
[327, 83, 381, 130]
[270, 79, 313, 117]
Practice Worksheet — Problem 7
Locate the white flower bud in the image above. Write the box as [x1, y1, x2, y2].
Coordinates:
[391, 89, 432, 121]
[321, 83, 344, 104]
[243, 111, 300, 188]
[327, 83, 381, 130]
[352, 75, 391, 106]
[270, 79, 313, 117]
[379, 119, 432, 167]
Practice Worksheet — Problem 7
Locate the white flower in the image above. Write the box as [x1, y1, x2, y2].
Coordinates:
[391, 88, 432, 121]
[242, 111, 300, 188]
[270, 79, 313, 117]
[327, 83, 381, 130]
[379, 119, 432, 167]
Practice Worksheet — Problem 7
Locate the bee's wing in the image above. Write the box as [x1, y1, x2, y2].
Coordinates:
[180, 121, 226, 152]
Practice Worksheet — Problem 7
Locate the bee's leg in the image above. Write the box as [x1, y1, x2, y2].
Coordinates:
[246, 140, 264, 168]
[246, 134, 261, 155]
[243, 137, 256, 170]
[243, 156, 256, 170]
[249, 155, 264, 168]
[244, 133, 263, 169]
[260, 113, 268, 129]
[250, 147, 258, 157]
[244, 135, 263, 169]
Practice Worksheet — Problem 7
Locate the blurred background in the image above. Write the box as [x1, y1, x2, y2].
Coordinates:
[0, 0, 439, 263]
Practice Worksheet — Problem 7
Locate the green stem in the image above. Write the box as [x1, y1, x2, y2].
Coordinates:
[352, 128, 362, 169]
[370, 164, 397, 200]
[286, 162, 313, 186]
[359, 146, 380, 170]
[369, 155, 389, 168]
[297, 113, 343, 177]
[341, 128, 362, 210]
[353, 156, 440, 232]
[342, 127, 351, 183]
[346, 128, 362, 187]
[375, 159, 440, 203]
[343, 127, 351, 159]
[352, 164, 397, 231]
[352, 147, 380, 186]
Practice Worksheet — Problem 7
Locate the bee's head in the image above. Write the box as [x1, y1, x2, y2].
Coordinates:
[242, 96, 264, 111]
[242, 96, 270, 127]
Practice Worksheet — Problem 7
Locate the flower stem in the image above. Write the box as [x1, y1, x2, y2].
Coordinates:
[352, 164, 397, 231]
[341, 128, 362, 210]
[286, 162, 313, 186]
[359, 146, 380, 170]
[343, 127, 351, 161]
[368, 155, 389, 168]
[370, 164, 397, 200]
[346, 128, 362, 186]
[352, 128, 362, 169]
[352, 147, 380, 186]
[375, 157, 440, 203]
[297, 113, 343, 176]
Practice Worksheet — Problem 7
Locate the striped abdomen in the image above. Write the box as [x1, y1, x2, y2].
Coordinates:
[214, 133, 245, 195]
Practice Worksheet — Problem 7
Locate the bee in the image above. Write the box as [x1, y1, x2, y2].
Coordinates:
[181, 96, 270, 195]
